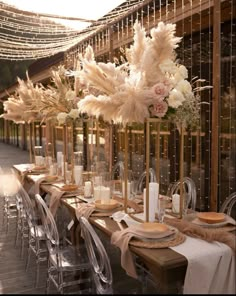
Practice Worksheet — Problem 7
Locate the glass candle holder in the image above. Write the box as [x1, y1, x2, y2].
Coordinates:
[74, 151, 83, 166]
[34, 146, 44, 167]
[100, 172, 112, 204]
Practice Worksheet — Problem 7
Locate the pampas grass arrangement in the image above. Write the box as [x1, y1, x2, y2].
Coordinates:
[77, 20, 211, 127]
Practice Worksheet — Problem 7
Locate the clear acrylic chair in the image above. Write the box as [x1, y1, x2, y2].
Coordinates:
[0, 168, 19, 234]
[111, 161, 124, 180]
[220, 192, 236, 218]
[79, 216, 113, 294]
[15, 193, 29, 259]
[35, 194, 92, 294]
[136, 168, 157, 194]
[167, 177, 197, 211]
[79, 217, 146, 294]
[18, 185, 48, 287]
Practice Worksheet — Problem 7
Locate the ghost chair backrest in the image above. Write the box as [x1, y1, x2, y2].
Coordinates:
[79, 216, 113, 294]
[168, 177, 197, 211]
[219, 192, 236, 219]
[136, 168, 157, 194]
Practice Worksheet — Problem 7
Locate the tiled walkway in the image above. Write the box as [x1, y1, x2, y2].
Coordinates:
[0, 142, 159, 294]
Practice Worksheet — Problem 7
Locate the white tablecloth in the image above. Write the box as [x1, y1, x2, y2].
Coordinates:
[171, 236, 235, 294]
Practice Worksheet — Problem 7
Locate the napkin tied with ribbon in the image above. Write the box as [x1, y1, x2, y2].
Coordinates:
[111, 225, 175, 279]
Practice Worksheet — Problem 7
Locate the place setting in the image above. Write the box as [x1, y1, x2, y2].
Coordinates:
[183, 211, 236, 231]
[111, 202, 186, 249]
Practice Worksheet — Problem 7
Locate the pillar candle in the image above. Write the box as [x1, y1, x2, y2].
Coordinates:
[74, 165, 83, 186]
[101, 186, 111, 204]
[149, 182, 159, 213]
[93, 185, 102, 201]
[143, 184, 156, 222]
[84, 181, 92, 198]
[172, 194, 180, 213]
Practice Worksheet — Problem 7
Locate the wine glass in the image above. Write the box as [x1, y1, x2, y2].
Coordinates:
[157, 197, 166, 223]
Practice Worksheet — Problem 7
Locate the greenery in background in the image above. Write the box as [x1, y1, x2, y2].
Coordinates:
[0, 60, 33, 91]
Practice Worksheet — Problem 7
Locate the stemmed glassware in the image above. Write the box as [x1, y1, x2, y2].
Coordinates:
[157, 197, 166, 223]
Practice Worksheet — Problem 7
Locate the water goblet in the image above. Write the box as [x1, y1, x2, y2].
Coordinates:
[157, 198, 166, 223]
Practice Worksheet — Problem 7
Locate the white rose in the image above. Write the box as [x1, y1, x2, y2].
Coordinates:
[57, 112, 68, 125]
[68, 109, 79, 120]
[173, 65, 189, 83]
[176, 80, 192, 96]
[178, 65, 188, 79]
[167, 89, 185, 108]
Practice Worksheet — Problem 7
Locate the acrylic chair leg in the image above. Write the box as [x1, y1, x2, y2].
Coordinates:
[20, 237, 25, 258]
[59, 270, 64, 294]
[46, 260, 51, 294]
[35, 258, 40, 288]
[25, 247, 31, 271]
[15, 226, 20, 247]
[6, 216, 9, 234]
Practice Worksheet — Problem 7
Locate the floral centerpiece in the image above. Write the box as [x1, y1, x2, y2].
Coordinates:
[39, 65, 85, 125]
[1, 73, 44, 123]
[77, 21, 210, 127]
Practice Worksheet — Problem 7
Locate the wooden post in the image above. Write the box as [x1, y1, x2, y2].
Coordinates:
[124, 125, 128, 214]
[63, 124, 67, 183]
[145, 119, 150, 222]
[155, 121, 161, 184]
[211, 0, 221, 211]
[179, 124, 184, 219]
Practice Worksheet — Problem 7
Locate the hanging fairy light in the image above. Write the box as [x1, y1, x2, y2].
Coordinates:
[0, 0, 148, 60]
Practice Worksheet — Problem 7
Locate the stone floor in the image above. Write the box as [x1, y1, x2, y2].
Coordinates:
[0, 142, 159, 294]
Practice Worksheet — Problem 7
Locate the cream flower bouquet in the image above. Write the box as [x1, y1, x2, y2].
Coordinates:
[39, 65, 85, 125]
[77, 21, 210, 127]
[1, 73, 45, 123]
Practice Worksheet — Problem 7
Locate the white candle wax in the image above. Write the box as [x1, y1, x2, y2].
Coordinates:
[143, 185, 156, 222]
[149, 182, 159, 213]
[93, 185, 102, 201]
[35, 155, 44, 166]
[101, 186, 111, 204]
[57, 152, 62, 166]
[172, 193, 180, 213]
[84, 181, 92, 198]
[49, 164, 54, 175]
[74, 165, 83, 186]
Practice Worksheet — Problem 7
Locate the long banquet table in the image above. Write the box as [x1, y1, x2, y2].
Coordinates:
[13, 164, 235, 294]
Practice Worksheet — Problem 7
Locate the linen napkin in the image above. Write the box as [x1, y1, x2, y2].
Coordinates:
[111, 225, 175, 279]
[48, 187, 65, 217]
[75, 203, 96, 220]
[165, 217, 236, 252]
[28, 175, 47, 196]
[171, 236, 236, 294]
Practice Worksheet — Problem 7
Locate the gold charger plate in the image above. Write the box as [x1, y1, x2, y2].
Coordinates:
[129, 231, 185, 249]
[184, 213, 235, 229]
[95, 199, 120, 211]
[197, 212, 225, 224]
[61, 184, 78, 192]
[138, 222, 169, 233]
[30, 166, 48, 174]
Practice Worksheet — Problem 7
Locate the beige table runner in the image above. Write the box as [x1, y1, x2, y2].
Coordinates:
[171, 236, 235, 294]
